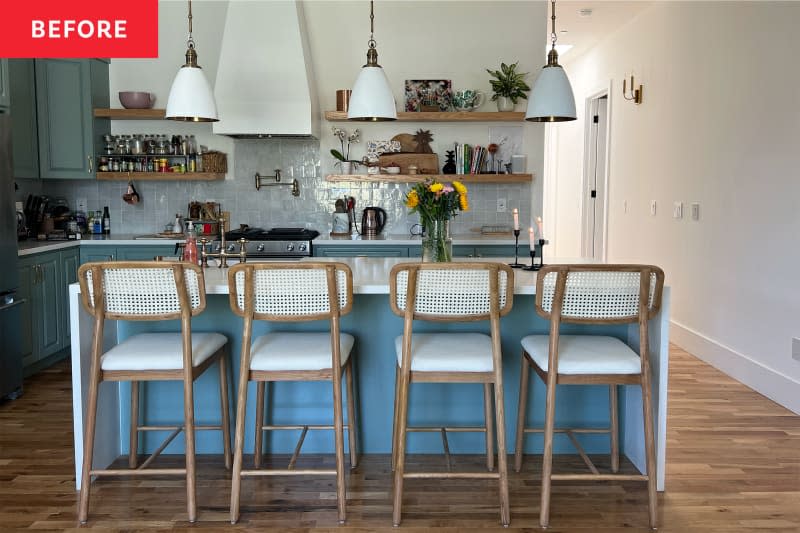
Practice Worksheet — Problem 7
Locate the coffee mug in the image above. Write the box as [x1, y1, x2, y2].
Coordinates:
[452, 89, 486, 111]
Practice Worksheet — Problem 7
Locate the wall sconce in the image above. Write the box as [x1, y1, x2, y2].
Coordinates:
[623, 75, 643, 104]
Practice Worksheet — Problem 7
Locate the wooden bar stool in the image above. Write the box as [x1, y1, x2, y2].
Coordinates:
[76, 261, 232, 524]
[227, 262, 358, 524]
[513, 264, 665, 529]
[389, 262, 514, 527]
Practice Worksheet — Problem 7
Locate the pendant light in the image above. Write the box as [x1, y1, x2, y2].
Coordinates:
[166, 0, 218, 122]
[525, 0, 576, 122]
[347, 0, 397, 121]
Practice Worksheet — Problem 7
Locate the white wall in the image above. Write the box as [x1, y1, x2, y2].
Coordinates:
[551, 1, 800, 412]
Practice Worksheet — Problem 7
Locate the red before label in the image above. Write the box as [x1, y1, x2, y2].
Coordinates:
[0, 0, 158, 58]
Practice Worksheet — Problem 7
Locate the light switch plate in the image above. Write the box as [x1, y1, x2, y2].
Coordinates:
[793, 338, 800, 362]
[691, 202, 700, 221]
[497, 198, 507, 213]
[650, 200, 657, 216]
[673, 201, 683, 219]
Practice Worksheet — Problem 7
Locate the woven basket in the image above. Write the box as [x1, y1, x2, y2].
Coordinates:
[202, 151, 228, 173]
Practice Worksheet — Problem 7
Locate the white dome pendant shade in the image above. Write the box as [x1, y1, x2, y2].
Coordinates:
[347, 0, 396, 121]
[525, 55, 576, 122]
[165, 0, 219, 122]
[348, 65, 396, 121]
[166, 64, 218, 122]
[525, 0, 576, 122]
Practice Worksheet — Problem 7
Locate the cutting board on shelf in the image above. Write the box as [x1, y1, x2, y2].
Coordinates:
[378, 153, 439, 174]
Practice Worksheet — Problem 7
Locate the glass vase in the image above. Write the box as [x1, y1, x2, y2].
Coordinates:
[422, 219, 453, 262]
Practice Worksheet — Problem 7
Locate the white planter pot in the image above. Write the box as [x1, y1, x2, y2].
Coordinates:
[496, 96, 515, 112]
[340, 161, 352, 175]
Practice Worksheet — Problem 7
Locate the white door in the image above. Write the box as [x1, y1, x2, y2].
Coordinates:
[581, 94, 609, 259]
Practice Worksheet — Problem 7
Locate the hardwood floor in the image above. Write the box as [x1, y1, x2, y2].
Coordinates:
[0, 344, 797, 531]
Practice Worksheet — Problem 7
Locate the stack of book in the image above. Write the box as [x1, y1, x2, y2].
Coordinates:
[454, 143, 489, 175]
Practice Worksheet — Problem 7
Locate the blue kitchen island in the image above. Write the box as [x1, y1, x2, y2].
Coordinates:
[69, 257, 670, 491]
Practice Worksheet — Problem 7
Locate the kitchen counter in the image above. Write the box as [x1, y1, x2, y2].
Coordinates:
[69, 256, 671, 493]
[18, 234, 185, 256]
[316, 232, 529, 246]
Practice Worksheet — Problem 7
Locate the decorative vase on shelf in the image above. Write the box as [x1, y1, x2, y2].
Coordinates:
[340, 161, 352, 175]
[496, 96, 515, 112]
[421, 219, 453, 262]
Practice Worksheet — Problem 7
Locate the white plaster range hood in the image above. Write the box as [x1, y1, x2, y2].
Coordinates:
[213, 0, 319, 138]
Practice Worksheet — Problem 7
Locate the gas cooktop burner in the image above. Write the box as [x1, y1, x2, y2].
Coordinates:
[225, 227, 320, 241]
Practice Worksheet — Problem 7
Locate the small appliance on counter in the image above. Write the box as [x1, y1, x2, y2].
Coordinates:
[15, 202, 27, 241]
[361, 207, 387, 238]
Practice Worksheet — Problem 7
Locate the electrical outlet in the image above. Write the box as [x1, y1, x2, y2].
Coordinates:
[623, 200, 628, 213]
[76, 197, 87, 212]
[691, 202, 700, 221]
[497, 198, 507, 213]
[673, 201, 683, 219]
[793, 338, 800, 362]
[650, 200, 657, 216]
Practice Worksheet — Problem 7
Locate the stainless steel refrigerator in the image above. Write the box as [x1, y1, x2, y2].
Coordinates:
[0, 107, 23, 399]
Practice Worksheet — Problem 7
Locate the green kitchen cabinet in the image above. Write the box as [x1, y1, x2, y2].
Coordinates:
[0, 59, 9, 108]
[59, 248, 79, 349]
[117, 245, 176, 261]
[313, 245, 409, 257]
[453, 245, 516, 258]
[79, 245, 117, 265]
[35, 59, 109, 179]
[19, 251, 63, 368]
[8, 59, 40, 179]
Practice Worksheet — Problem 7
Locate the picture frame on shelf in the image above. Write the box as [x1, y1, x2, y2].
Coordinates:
[404, 80, 452, 112]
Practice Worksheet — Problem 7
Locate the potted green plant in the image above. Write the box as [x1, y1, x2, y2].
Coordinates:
[486, 62, 531, 112]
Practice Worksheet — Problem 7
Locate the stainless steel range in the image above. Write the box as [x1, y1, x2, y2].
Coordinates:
[207, 227, 319, 264]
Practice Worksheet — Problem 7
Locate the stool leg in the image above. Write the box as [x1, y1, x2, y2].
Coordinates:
[493, 367, 510, 526]
[514, 352, 530, 472]
[391, 364, 400, 472]
[219, 355, 232, 470]
[392, 367, 410, 527]
[540, 370, 558, 528]
[182, 373, 197, 523]
[78, 358, 101, 523]
[254, 381, 266, 468]
[230, 364, 250, 523]
[610, 384, 619, 474]
[345, 358, 359, 469]
[129, 380, 139, 468]
[641, 371, 658, 528]
[332, 366, 347, 523]
[483, 383, 495, 471]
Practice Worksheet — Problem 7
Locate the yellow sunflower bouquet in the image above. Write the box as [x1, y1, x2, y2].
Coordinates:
[405, 179, 469, 261]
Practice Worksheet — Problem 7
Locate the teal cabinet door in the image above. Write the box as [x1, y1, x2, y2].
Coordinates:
[473, 245, 516, 257]
[314, 245, 409, 257]
[60, 249, 79, 349]
[117, 245, 175, 261]
[35, 254, 62, 359]
[17, 263, 34, 365]
[0, 59, 9, 108]
[8, 59, 39, 179]
[35, 59, 109, 179]
[80, 245, 116, 265]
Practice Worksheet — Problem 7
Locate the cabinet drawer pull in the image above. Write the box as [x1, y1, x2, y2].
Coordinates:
[87, 155, 93, 173]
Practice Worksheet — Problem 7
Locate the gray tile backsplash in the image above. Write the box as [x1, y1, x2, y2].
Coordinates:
[16, 139, 532, 236]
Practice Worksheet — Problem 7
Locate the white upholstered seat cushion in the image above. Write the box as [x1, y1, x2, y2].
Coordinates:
[394, 333, 495, 372]
[100, 332, 227, 371]
[521, 335, 641, 375]
[249, 332, 355, 371]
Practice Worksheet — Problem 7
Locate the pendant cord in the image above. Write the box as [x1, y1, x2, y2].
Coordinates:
[187, 0, 195, 49]
[368, 0, 376, 49]
[550, 0, 557, 50]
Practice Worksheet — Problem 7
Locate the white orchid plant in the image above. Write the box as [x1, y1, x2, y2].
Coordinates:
[330, 127, 361, 169]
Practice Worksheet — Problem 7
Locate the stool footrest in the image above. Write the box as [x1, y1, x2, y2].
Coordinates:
[241, 469, 337, 477]
[91, 468, 187, 476]
[408, 426, 486, 433]
[404, 472, 500, 479]
[551, 473, 648, 481]
[137, 424, 222, 431]
[523, 427, 609, 434]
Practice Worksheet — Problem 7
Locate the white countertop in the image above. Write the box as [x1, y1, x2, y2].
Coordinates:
[18, 234, 184, 256]
[316, 232, 528, 246]
[197, 256, 592, 295]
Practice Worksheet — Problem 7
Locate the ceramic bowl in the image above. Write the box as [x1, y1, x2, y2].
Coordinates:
[119, 91, 156, 109]
[382, 166, 401, 175]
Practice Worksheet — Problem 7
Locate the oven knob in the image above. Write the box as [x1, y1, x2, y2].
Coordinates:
[227, 244, 236, 252]
[257, 244, 265, 252]
[285, 243, 295, 252]
[298, 243, 308, 252]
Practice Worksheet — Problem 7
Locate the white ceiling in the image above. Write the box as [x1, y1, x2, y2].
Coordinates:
[548, 1, 653, 63]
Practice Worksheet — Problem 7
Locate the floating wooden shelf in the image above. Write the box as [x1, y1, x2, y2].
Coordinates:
[325, 173, 533, 184]
[96, 172, 224, 181]
[324, 111, 526, 122]
[94, 108, 167, 120]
